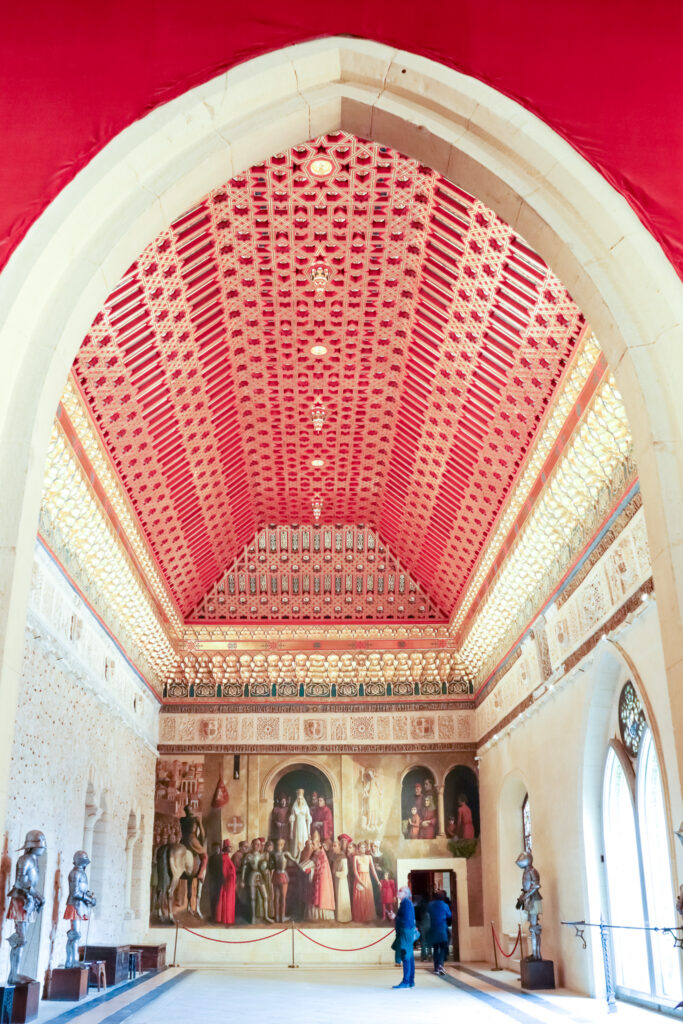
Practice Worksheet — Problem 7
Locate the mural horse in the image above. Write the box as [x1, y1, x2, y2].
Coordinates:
[156, 843, 204, 923]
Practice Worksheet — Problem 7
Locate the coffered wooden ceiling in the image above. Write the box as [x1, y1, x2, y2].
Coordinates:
[73, 132, 584, 624]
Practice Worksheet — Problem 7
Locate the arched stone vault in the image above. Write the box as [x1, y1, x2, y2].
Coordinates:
[1, 37, 682, 825]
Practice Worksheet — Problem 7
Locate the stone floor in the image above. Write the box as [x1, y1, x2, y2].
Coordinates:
[34, 964, 674, 1024]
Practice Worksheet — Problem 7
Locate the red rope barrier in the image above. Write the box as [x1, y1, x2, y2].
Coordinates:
[181, 925, 287, 944]
[296, 928, 395, 952]
[491, 924, 521, 958]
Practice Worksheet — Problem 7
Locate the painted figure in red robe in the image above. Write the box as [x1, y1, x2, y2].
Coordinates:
[419, 796, 437, 840]
[308, 837, 335, 921]
[457, 794, 475, 839]
[311, 796, 333, 841]
[380, 870, 397, 920]
[216, 839, 236, 925]
[351, 840, 379, 922]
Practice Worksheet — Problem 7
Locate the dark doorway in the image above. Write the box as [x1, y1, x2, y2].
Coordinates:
[407, 869, 459, 961]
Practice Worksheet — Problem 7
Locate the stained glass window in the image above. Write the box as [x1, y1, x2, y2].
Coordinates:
[522, 794, 532, 852]
[618, 681, 647, 757]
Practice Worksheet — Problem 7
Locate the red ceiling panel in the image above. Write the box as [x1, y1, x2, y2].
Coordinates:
[73, 132, 584, 620]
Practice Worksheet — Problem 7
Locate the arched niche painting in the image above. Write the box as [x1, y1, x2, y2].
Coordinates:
[401, 767, 437, 840]
[271, 766, 334, 843]
[444, 765, 479, 853]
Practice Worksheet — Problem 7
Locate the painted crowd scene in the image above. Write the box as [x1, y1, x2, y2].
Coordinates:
[151, 756, 479, 928]
[153, 780, 395, 926]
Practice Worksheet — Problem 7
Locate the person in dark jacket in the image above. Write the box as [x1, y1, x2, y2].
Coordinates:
[414, 895, 432, 961]
[389, 885, 416, 988]
[427, 890, 452, 975]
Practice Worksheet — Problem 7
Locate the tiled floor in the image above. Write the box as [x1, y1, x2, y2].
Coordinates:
[35, 964, 674, 1024]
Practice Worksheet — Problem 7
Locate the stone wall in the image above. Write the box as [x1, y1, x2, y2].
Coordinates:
[0, 543, 158, 985]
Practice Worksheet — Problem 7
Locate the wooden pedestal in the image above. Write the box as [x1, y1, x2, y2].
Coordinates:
[45, 967, 89, 1001]
[520, 958, 556, 990]
[0, 981, 40, 1023]
[129, 944, 166, 971]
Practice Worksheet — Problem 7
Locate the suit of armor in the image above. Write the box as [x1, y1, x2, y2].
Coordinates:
[64, 851, 97, 968]
[241, 841, 273, 923]
[270, 839, 299, 922]
[515, 850, 543, 960]
[6, 830, 46, 984]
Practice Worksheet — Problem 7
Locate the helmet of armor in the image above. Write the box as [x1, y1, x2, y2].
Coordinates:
[73, 850, 90, 867]
[515, 850, 533, 869]
[21, 829, 47, 852]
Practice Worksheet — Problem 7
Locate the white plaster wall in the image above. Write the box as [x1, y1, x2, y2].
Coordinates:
[478, 599, 683, 995]
[0, 545, 159, 985]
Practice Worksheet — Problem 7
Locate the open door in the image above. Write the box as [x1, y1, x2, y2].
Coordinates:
[407, 868, 459, 962]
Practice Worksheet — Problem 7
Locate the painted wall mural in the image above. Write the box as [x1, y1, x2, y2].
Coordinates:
[149, 751, 481, 928]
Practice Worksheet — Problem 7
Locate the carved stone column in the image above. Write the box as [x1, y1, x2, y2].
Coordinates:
[435, 784, 446, 837]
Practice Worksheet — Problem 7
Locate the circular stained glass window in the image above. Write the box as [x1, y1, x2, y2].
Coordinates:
[618, 681, 647, 757]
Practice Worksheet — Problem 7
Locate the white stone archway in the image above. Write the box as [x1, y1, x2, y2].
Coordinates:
[1, 37, 682, 829]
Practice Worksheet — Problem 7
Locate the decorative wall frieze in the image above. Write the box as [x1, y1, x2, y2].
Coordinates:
[475, 502, 652, 745]
[27, 542, 159, 751]
[158, 743, 475, 756]
[476, 582, 655, 754]
[555, 490, 643, 609]
[543, 503, 650, 671]
[158, 706, 473, 750]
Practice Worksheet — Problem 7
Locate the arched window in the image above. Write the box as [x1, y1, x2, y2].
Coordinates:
[602, 684, 682, 1005]
[637, 730, 681, 998]
[522, 794, 532, 853]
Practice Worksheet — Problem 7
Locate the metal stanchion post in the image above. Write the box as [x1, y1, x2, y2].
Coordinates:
[491, 921, 502, 971]
[171, 922, 180, 967]
[288, 921, 298, 969]
[599, 915, 617, 1014]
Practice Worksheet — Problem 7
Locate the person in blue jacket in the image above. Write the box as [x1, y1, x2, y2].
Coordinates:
[389, 885, 416, 988]
[427, 890, 452, 975]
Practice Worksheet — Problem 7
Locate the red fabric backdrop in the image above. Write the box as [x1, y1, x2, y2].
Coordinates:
[2, 0, 682, 279]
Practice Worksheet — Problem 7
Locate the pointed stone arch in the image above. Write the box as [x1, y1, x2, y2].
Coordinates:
[1, 37, 682, 827]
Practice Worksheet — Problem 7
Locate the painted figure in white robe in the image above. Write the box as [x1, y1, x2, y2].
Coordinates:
[331, 840, 352, 923]
[289, 788, 312, 857]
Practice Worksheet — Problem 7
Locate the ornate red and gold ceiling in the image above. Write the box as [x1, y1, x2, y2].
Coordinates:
[73, 132, 584, 623]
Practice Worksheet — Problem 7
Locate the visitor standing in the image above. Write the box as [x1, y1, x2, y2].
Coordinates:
[427, 890, 452, 975]
[390, 886, 416, 989]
